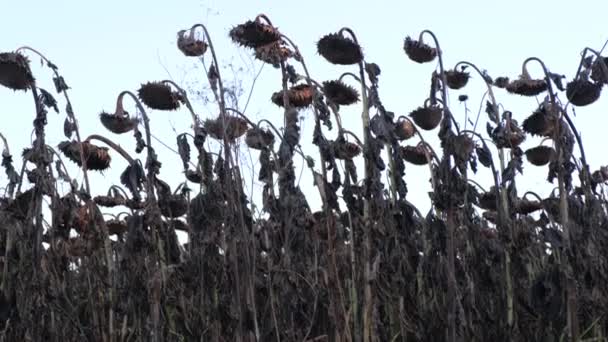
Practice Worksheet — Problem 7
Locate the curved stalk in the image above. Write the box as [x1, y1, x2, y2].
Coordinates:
[523, 56, 578, 341]
[339, 26, 373, 342]
[84, 134, 135, 165]
[419, 31, 459, 133]
[161, 79, 199, 128]
[17, 46, 91, 194]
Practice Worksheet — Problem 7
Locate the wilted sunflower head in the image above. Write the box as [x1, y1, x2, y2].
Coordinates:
[229, 19, 281, 49]
[401, 145, 430, 165]
[322, 80, 359, 106]
[505, 75, 547, 96]
[0, 52, 35, 91]
[317, 33, 363, 65]
[403, 36, 437, 64]
[137, 82, 183, 111]
[409, 102, 442, 130]
[333, 140, 361, 160]
[99, 111, 138, 134]
[566, 79, 602, 106]
[177, 29, 208, 57]
[394, 119, 416, 141]
[525, 145, 555, 166]
[58, 140, 111, 171]
[204, 116, 249, 142]
[271, 84, 315, 108]
[254, 41, 296, 68]
[445, 69, 470, 89]
[522, 105, 559, 137]
[245, 127, 275, 150]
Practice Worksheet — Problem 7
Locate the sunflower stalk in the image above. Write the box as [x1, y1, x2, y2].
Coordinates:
[17, 46, 91, 195]
[524, 56, 579, 341]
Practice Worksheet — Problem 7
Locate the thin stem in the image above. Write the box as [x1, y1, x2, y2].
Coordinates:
[161, 80, 199, 128]
[419, 30, 459, 134]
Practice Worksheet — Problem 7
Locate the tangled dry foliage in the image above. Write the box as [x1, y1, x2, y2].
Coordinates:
[1, 13, 608, 342]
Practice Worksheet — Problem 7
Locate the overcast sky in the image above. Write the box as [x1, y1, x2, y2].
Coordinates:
[1, 0, 607, 215]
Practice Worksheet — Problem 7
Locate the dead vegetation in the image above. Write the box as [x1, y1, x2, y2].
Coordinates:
[0, 13, 608, 342]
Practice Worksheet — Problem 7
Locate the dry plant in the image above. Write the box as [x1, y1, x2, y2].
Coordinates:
[0, 14, 607, 342]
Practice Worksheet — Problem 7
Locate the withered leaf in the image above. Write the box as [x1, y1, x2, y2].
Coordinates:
[176, 134, 191, 170]
[39, 88, 58, 113]
[476, 145, 492, 168]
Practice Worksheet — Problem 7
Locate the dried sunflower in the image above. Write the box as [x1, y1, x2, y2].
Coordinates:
[317, 33, 363, 65]
[409, 102, 442, 130]
[229, 20, 281, 49]
[333, 140, 361, 160]
[445, 69, 470, 89]
[245, 127, 275, 150]
[394, 119, 416, 140]
[566, 79, 602, 106]
[106, 219, 128, 235]
[401, 145, 430, 165]
[403, 37, 436, 64]
[271, 84, 314, 108]
[159, 194, 189, 218]
[185, 169, 203, 183]
[99, 111, 138, 134]
[525, 146, 555, 166]
[322, 80, 359, 105]
[255, 41, 295, 68]
[204, 116, 249, 142]
[506, 76, 547, 96]
[478, 191, 497, 211]
[0, 52, 35, 91]
[177, 29, 208, 57]
[58, 140, 111, 171]
[137, 82, 182, 111]
[522, 107, 559, 137]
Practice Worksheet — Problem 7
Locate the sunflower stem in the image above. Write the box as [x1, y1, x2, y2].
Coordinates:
[17, 46, 91, 195]
[523, 56, 579, 342]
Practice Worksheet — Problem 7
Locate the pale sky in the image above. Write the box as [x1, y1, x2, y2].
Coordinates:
[1, 0, 607, 214]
